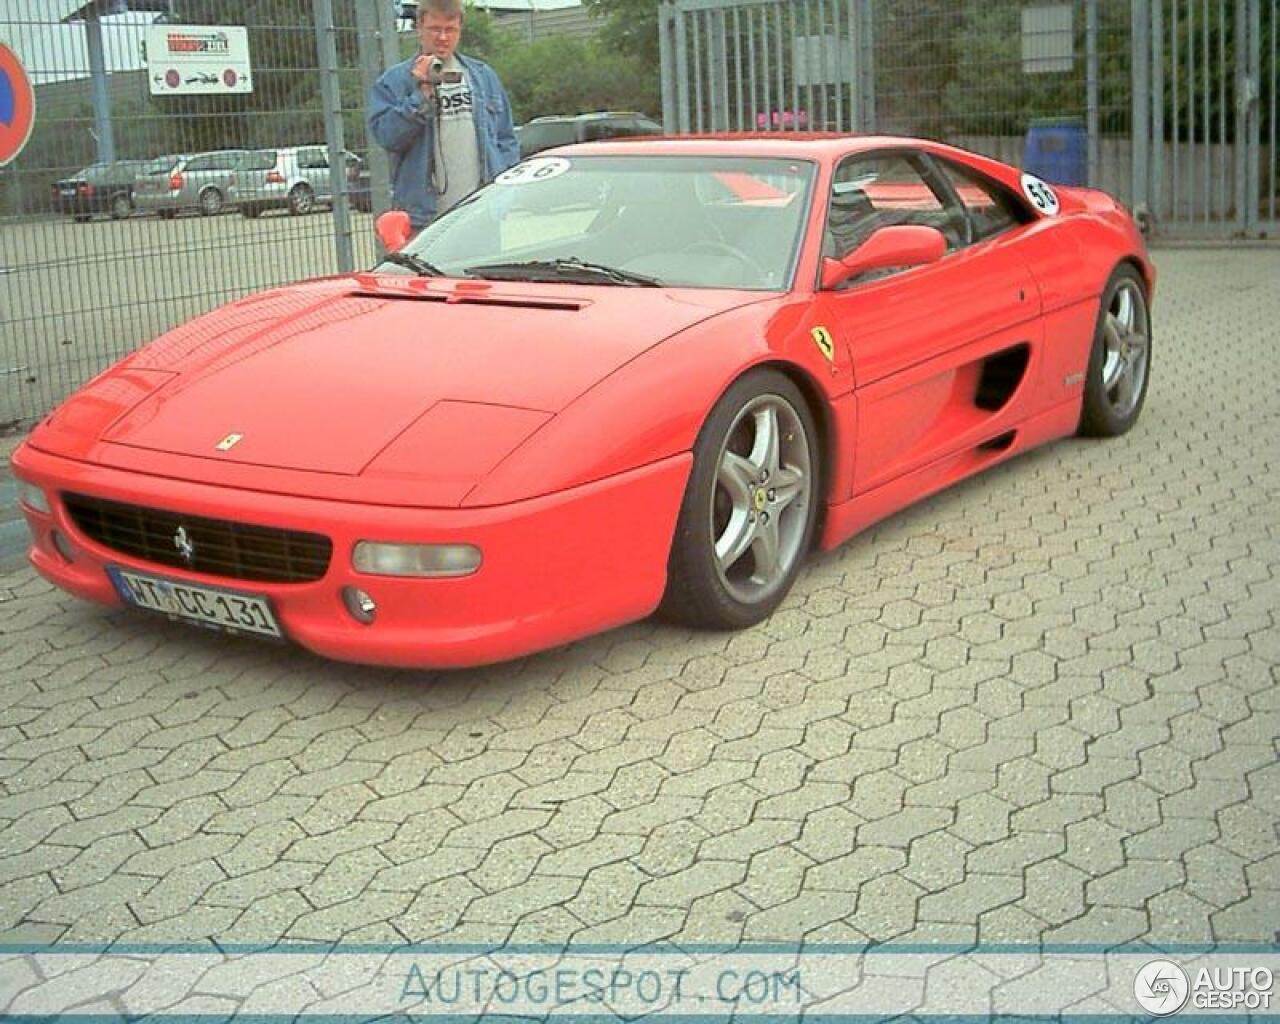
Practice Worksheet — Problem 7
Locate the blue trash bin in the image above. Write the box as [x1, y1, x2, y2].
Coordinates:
[1024, 117, 1087, 187]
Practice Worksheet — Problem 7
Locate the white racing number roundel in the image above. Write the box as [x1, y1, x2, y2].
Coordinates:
[495, 157, 571, 186]
[1020, 173, 1060, 216]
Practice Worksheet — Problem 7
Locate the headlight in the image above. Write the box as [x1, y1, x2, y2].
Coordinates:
[352, 541, 482, 578]
[17, 481, 52, 515]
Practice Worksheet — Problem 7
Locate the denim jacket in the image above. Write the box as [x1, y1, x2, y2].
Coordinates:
[368, 53, 519, 228]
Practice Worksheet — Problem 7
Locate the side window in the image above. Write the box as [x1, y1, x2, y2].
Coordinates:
[185, 156, 211, 173]
[824, 152, 962, 267]
[209, 153, 237, 171]
[930, 157, 1030, 243]
[298, 148, 328, 169]
[582, 120, 620, 142]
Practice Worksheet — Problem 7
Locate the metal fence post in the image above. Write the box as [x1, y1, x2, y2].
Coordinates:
[659, 2, 678, 132]
[357, 0, 397, 224]
[1132, 0, 1151, 212]
[313, 0, 354, 274]
[675, 4, 691, 134]
[1152, 0, 1165, 223]
[1236, 0, 1262, 235]
[858, 0, 876, 133]
[84, 11, 116, 165]
[1086, 0, 1099, 187]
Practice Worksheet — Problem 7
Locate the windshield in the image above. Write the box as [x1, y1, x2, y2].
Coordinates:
[384, 155, 816, 290]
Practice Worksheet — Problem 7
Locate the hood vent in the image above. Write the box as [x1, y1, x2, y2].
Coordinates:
[351, 275, 585, 312]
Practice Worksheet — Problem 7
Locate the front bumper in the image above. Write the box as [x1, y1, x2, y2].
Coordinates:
[11, 444, 690, 668]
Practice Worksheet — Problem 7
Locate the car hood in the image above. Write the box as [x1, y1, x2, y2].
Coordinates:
[34, 276, 765, 506]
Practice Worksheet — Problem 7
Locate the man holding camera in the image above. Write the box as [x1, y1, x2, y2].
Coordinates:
[369, 0, 519, 229]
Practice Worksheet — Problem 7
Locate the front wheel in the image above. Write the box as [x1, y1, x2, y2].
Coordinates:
[110, 193, 132, 220]
[1078, 265, 1152, 437]
[660, 368, 821, 629]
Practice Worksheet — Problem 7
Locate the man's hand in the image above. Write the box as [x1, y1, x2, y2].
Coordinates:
[411, 55, 435, 98]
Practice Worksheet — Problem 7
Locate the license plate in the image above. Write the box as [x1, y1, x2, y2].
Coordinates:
[107, 566, 283, 639]
[60, 188, 76, 196]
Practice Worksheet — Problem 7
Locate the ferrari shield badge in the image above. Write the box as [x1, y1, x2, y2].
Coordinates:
[215, 433, 243, 451]
[811, 326, 835, 362]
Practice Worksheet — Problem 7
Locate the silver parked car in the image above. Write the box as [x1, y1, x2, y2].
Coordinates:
[133, 150, 246, 218]
[229, 146, 369, 217]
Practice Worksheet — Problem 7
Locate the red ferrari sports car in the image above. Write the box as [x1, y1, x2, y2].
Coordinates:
[12, 135, 1153, 668]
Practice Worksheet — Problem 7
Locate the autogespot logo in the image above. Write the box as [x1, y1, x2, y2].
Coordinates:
[1135, 960, 1191, 1016]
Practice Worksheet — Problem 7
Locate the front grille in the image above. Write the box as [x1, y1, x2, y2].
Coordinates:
[62, 492, 332, 584]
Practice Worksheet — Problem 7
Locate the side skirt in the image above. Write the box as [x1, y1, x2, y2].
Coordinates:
[818, 397, 1082, 551]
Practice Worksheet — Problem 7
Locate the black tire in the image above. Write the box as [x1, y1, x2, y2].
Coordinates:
[198, 187, 224, 217]
[110, 193, 132, 220]
[660, 368, 821, 630]
[1078, 265, 1152, 438]
[240, 204, 262, 219]
[288, 184, 314, 216]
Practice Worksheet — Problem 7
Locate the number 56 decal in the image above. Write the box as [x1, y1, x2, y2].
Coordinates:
[1020, 173, 1060, 216]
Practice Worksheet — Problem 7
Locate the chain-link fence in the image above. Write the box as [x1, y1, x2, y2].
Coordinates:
[0, 0, 394, 430]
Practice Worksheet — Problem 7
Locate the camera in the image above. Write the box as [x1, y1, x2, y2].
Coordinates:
[424, 56, 460, 85]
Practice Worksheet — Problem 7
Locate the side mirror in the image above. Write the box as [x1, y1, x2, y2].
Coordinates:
[821, 224, 947, 290]
[375, 209, 413, 253]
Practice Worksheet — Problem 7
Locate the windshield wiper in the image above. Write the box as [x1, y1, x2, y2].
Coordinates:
[379, 251, 444, 277]
[463, 257, 662, 287]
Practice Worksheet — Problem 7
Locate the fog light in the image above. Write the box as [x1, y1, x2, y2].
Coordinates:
[352, 541, 482, 578]
[17, 480, 51, 515]
[342, 586, 377, 624]
[51, 530, 76, 562]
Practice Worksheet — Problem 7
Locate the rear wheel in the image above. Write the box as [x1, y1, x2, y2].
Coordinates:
[1078, 265, 1152, 437]
[288, 184, 314, 215]
[110, 193, 132, 220]
[198, 187, 224, 216]
[660, 368, 821, 629]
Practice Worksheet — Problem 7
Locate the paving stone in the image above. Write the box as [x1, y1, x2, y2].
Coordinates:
[290, 890, 415, 942]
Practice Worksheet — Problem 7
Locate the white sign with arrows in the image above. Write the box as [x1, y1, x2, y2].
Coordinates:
[145, 25, 253, 95]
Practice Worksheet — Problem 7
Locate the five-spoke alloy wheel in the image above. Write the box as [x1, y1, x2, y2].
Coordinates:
[1079, 265, 1152, 437]
[662, 368, 820, 629]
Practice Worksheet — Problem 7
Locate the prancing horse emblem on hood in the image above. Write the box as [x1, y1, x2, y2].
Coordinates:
[216, 433, 243, 451]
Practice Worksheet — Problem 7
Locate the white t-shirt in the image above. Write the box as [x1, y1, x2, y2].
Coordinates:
[432, 56, 482, 214]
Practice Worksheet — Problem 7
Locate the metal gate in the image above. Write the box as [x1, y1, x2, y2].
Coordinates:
[659, 0, 1276, 238]
[1131, 0, 1276, 235]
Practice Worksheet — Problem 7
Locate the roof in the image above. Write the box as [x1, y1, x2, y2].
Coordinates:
[60, 0, 172, 20]
[549, 133, 884, 159]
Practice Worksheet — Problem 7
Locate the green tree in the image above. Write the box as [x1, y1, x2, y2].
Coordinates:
[492, 34, 659, 122]
[581, 0, 661, 63]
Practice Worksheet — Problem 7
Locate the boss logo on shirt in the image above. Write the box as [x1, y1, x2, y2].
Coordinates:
[438, 91, 473, 114]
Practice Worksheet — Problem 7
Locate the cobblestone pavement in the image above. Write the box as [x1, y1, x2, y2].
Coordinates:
[0, 248, 1276, 950]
